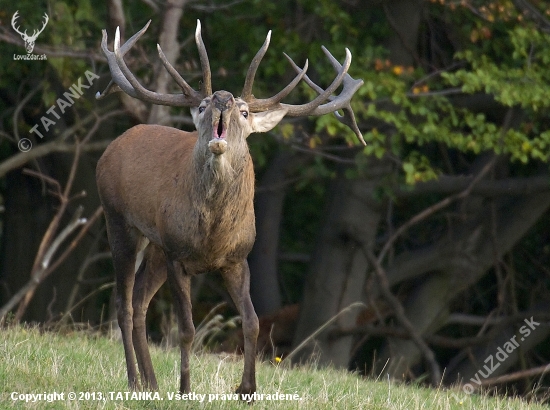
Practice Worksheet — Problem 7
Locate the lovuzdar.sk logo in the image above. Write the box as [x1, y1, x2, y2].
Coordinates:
[11, 10, 48, 61]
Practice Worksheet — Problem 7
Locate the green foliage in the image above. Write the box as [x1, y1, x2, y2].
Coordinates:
[3, 0, 550, 182]
[329, 4, 550, 183]
[402, 153, 439, 185]
[439, 25, 550, 163]
[444, 29, 550, 110]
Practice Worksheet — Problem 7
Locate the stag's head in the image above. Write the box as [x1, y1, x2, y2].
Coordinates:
[11, 11, 49, 54]
[192, 90, 289, 157]
[96, 20, 365, 160]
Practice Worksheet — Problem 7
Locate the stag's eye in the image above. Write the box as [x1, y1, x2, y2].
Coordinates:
[241, 110, 249, 119]
[198, 106, 206, 114]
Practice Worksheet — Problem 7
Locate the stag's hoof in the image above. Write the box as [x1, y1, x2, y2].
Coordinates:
[128, 379, 140, 391]
[209, 138, 227, 155]
[142, 381, 159, 391]
[236, 383, 256, 403]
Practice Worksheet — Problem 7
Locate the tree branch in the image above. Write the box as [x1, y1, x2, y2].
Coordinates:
[330, 323, 496, 348]
[0, 204, 103, 324]
[0, 140, 111, 179]
[479, 363, 550, 387]
[378, 157, 496, 263]
[510, 0, 550, 33]
[394, 174, 550, 198]
[12, 144, 83, 320]
[363, 246, 442, 386]
[330, 312, 550, 349]
[63, 250, 111, 324]
[41, 206, 87, 270]
[13, 82, 42, 144]
[291, 144, 357, 164]
[0, 102, 122, 179]
[43, 206, 103, 276]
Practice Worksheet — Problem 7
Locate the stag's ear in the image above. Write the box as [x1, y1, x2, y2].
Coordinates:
[191, 107, 200, 127]
[250, 108, 288, 134]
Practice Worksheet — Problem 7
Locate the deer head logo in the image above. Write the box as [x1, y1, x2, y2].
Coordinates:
[11, 11, 49, 54]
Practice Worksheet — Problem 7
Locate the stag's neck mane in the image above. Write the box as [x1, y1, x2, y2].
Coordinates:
[191, 140, 252, 203]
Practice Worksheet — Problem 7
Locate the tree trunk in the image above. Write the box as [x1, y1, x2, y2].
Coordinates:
[383, 0, 424, 66]
[289, 0, 425, 367]
[248, 151, 294, 316]
[147, 0, 189, 125]
[291, 161, 386, 367]
[377, 191, 550, 379]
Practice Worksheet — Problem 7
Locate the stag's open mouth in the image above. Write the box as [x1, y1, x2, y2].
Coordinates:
[209, 116, 228, 155]
[212, 112, 227, 140]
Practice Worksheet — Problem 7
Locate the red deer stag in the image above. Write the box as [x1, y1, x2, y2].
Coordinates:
[95, 19, 364, 394]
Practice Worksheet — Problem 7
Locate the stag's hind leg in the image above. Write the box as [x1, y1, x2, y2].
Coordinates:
[132, 244, 167, 390]
[221, 260, 259, 395]
[166, 259, 195, 393]
[103, 211, 141, 389]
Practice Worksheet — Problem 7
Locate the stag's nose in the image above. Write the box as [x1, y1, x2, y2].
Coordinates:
[212, 91, 235, 112]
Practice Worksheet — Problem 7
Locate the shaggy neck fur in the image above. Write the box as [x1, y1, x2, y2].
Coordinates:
[192, 137, 250, 202]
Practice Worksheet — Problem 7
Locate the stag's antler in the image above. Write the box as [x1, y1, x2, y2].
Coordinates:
[96, 20, 209, 106]
[97, 20, 365, 144]
[282, 48, 365, 144]
[240, 31, 310, 107]
[243, 42, 365, 145]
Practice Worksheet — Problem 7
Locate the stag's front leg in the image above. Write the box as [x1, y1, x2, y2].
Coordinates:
[105, 214, 140, 389]
[221, 261, 259, 395]
[166, 259, 195, 393]
[132, 244, 167, 390]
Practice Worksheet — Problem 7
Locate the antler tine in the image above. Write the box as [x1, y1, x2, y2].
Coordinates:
[310, 47, 365, 144]
[113, 27, 197, 106]
[97, 21, 203, 106]
[195, 20, 212, 96]
[243, 31, 311, 111]
[281, 47, 365, 145]
[335, 106, 365, 145]
[281, 48, 351, 116]
[157, 44, 203, 102]
[97, 21, 152, 100]
[283, 52, 323, 94]
[120, 20, 151, 55]
[241, 30, 271, 101]
[247, 59, 309, 111]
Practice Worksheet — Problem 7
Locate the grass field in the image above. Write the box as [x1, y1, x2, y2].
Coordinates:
[0, 325, 547, 409]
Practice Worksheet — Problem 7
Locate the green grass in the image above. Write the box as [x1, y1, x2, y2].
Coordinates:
[0, 325, 547, 409]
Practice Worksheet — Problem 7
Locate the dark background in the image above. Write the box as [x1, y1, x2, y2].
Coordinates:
[0, 0, 549, 400]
